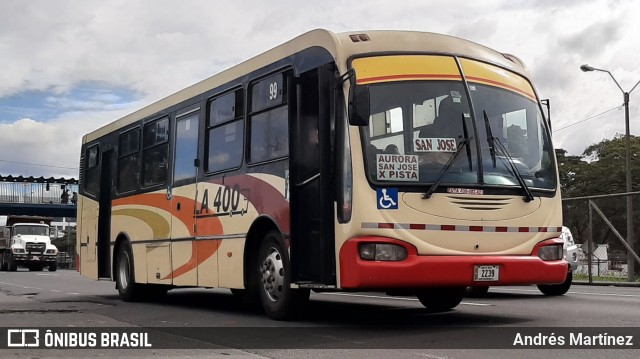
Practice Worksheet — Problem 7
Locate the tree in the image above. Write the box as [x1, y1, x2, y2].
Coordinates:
[52, 226, 76, 256]
[558, 134, 640, 276]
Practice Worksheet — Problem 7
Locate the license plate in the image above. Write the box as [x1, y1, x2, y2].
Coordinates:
[474, 265, 499, 281]
[31, 256, 40, 261]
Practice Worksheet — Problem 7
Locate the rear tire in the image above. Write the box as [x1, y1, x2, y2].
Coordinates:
[417, 286, 466, 311]
[0, 253, 7, 271]
[466, 286, 490, 297]
[537, 271, 572, 296]
[257, 230, 309, 320]
[115, 242, 143, 301]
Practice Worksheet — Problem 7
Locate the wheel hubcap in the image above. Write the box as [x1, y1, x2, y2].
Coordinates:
[118, 251, 130, 289]
[260, 247, 284, 302]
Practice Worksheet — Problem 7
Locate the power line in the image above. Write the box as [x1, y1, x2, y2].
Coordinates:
[554, 104, 623, 132]
[0, 159, 78, 170]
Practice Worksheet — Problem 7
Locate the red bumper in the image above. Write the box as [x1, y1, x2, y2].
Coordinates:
[339, 236, 568, 289]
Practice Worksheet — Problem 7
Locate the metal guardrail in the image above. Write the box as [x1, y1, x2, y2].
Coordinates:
[563, 192, 640, 285]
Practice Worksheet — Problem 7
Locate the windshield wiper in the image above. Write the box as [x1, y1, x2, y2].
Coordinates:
[482, 110, 534, 203]
[421, 138, 471, 199]
[483, 110, 497, 168]
[461, 113, 473, 171]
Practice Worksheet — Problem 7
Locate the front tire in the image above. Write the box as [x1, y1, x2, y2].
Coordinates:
[417, 286, 466, 311]
[537, 271, 572, 296]
[7, 254, 17, 272]
[49, 262, 58, 272]
[257, 230, 309, 320]
[115, 242, 143, 301]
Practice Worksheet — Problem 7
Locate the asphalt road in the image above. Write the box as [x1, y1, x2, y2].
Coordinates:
[1, 269, 639, 358]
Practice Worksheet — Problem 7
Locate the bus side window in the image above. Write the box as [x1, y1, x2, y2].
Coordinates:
[250, 106, 288, 163]
[142, 117, 169, 187]
[206, 89, 244, 173]
[117, 128, 141, 192]
[248, 73, 289, 164]
[85, 144, 100, 195]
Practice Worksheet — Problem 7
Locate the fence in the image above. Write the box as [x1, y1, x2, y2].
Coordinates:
[563, 192, 640, 285]
[0, 182, 78, 205]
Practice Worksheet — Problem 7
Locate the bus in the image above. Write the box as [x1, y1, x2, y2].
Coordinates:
[77, 29, 567, 320]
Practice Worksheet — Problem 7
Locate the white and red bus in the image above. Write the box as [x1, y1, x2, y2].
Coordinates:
[77, 29, 567, 320]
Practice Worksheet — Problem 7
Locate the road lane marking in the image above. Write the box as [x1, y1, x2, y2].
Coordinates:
[318, 292, 492, 306]
[0, 281, 23, 287]
[50, 290, 61, 292]
[0, 281, 42, 290]
[493, 287, 640, 298]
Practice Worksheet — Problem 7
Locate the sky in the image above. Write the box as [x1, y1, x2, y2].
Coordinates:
[0, 0, 638, 178]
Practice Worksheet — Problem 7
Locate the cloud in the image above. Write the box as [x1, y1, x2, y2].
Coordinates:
[1, 0, 640, 179]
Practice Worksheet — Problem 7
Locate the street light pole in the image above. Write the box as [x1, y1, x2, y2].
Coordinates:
[581, 64, 640, 281]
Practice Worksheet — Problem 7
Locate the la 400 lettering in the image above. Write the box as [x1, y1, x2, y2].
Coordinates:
[199, 185, 249, 217]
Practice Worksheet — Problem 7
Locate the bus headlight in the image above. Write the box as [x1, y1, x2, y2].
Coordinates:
[359, 243, 408, 261]
[538, 244, 563, 261]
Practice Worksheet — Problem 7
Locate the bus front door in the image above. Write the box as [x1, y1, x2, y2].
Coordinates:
[289, 64, 336, 285]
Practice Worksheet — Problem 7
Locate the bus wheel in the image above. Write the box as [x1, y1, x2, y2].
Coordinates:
[466, 286, 490, 297]
[115, 242, 142, 301]
[537, 271, 572, 296]
[416, 286, 466, 312]
[257, 230, 309, 320]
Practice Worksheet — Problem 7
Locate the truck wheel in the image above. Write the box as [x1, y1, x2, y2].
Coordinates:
[7, 254, 17, 272]
[49, 262, 58, 272]
[416, 286, 466, 312]
[537, 271, 572, 296]
[0, 253, 6, 271]
[257, 230, 309, 320]
[115, 242, 142, 301]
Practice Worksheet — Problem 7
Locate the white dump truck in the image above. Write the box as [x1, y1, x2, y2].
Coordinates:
[0, 215, 58, 271]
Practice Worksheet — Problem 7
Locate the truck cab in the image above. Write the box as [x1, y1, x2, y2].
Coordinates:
[0, 216, 58, 272]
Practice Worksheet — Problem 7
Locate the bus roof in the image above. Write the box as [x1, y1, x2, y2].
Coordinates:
[83, 29, 530, 143]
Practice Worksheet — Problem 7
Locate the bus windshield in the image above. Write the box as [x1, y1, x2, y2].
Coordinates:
[356, 55, 556, 192]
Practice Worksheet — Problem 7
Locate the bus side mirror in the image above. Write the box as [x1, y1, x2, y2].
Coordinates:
[349, 86, 370, 126]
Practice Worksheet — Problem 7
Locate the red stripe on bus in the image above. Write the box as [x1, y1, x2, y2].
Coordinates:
[469, 226, 484, 232]
[465, 76, 536, 101]
[410, 224, 426, 230]
[378, 223, 395, 229]
[441, 225, 456, 231]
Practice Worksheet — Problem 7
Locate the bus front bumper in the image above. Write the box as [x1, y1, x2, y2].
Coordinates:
[339, 236, 568, 289]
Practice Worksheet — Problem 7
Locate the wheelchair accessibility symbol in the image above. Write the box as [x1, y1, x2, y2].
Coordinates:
[377, 188, 398, 209]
